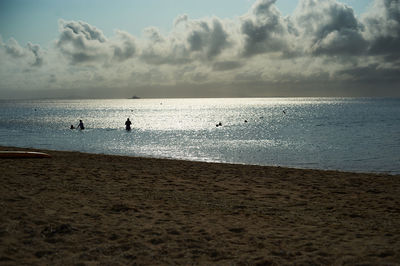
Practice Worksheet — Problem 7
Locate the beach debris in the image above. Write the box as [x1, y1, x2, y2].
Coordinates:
[0, 151, 51, 159]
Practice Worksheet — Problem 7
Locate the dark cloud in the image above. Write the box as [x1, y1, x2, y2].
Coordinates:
[56, 20, 137, 65]
[363, 0, 400, 58]
[295, 0, 367, 55]
[337, 63, 400, 82]
[140, 45, 192, 65]
[212, 60, 243, 71]
[112, 31, 136, 62]
[187, 18, 229, 59]
[140, 16, 230, 65]
[56, 20, 109, 64]
[138, 21, 192, 65]
[191, 72, 208, 82]
[0, 37, 43, 67]
[49, 74, 57, 83]
[61, 20, 106, 44]
[241, 0, 290, 57]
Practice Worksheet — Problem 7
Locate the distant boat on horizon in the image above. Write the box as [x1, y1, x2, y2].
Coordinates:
[130, 95, 140, 99]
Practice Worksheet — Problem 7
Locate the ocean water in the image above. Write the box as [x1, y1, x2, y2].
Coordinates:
[0, 98, 399, 174]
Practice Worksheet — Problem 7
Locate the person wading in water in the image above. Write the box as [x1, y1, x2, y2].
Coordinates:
[77, 120, 85, 130]
[125, 118, 132, 131]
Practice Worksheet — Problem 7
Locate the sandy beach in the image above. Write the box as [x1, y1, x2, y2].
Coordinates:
[1, 146, 399, 265]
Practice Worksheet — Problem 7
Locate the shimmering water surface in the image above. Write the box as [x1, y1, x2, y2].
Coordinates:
[0, 98, 399, 174]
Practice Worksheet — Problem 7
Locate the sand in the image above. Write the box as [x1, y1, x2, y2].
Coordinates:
[1, 146, 399, 265]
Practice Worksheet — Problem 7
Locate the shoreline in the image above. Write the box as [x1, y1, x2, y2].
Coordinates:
[1, 146, 399, 264]
[1, 145, 397, 176]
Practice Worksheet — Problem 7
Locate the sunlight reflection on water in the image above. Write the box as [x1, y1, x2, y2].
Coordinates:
[0, 98, 399, 174]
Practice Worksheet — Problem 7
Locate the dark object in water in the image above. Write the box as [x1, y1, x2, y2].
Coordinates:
[125, 118, 132, 131]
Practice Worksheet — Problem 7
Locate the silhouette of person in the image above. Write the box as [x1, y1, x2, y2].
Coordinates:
[77, 120, 85, 130]
[70, 124, 75, 129]
[125, 118, 132, 131]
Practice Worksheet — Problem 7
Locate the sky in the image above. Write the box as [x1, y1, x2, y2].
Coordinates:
[0, 0, 399, 99]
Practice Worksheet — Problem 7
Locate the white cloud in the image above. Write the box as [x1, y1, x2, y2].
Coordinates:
[3, 37, 26, 58]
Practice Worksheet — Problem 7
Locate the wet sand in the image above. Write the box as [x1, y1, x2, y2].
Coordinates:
[1, 146, 399, 265]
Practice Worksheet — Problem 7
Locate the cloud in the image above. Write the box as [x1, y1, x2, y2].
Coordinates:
[139, 27, 187, 65]
[174, 14, 189, 27]
[140, 16, 232, 66]
[186, 18, 230, 59]
[56, 19, 109, 64]
[212, 60, 243, 71]
[56, 19, 137, 65]
[147, 16, 232, 64]
[337, 63, 400, 82]
[27, 42, 44, 66]
[0, 37, 44, 67]
[240, 0, 292, 57]
[112, 30, 137, 62]
[3, 37, 26, 58]
[362, 0, 400, 58]
[139, 40, 191, 66]
[294, 0, 367, 55]
[144, 27, 165, 43]
[1, 0, 400, 99]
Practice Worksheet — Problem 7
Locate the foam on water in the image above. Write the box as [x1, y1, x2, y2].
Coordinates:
[0, 98, 399, 174]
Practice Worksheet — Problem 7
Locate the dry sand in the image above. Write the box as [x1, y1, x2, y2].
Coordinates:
[0, 146, 399, 265]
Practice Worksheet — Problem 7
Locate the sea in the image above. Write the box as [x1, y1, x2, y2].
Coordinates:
[0, 98, 399, 175]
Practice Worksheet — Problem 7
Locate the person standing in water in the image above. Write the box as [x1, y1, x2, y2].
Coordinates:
[125, 118, 132, 131]
[77, 120, 85, 130]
